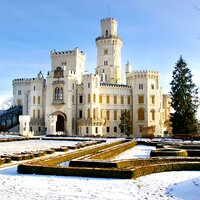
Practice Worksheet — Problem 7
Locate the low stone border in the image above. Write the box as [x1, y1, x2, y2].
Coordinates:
[150, 148, 188, 157]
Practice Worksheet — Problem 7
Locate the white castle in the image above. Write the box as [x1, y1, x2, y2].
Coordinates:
[12, 18, 171, 137]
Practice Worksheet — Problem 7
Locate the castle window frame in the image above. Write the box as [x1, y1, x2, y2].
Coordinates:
[138, 95, 144, 104]
[139, 84, 143, 90]
[18, 90, 22, 95]
[79, 95, 83, 104]
[114, 126, 117, 133]
[104, 60, 108, 66]
[54, 87, 63, 101]
[104, 49, 108, 55]
[138, 108, 145, 121]
[151, 84, 154, 90]
[79, 110, 82, 118]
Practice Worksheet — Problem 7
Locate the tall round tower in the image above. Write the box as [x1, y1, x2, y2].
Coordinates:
[95, 18, 123, 84]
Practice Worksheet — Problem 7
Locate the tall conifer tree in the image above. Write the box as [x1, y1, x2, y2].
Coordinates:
[170, 56, 199, 135]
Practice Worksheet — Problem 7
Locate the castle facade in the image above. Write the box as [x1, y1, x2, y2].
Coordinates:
[12, 18, 171, 137]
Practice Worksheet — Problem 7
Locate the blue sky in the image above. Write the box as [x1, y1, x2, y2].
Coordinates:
[0, 0, 200, 112]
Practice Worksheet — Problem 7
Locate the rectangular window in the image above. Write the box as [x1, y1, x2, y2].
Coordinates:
[99, 95, 102, 103]
[114, 127, 117, 133]
[151, 84, 154, 90]
[121, 96, 124, 104]
[88, 94, 90, 103]
[151, 95, 155, 104]
[93, 108, 96, 119]
[106, 110, 110, 120]
[88, 83, 90, 88]
[93, 94, 96, 103]
[38, 96, 40, 105]
[127, 96, 131, 104]
[95, 127, 98, 134]
[107, 127, 110, 133]
[106, 95, 110, 104]
[79, 95, 83, 103]
[86, 127, 89, 134]
[100, 110, 103, 119]
[104, 60, 108, 65]
[114, 110, 117, 120]
[38, 109, 40, 119]
[33, 109, 35, 119]
[18, 90, 21, 95]
[139, 125, 144, 132]
[138, 95, 144, 104]
[79, 110, 82, 118]
[114, 96, 117, 104]
[72, 95, 74, 104]
[33, 96, 35, 104]
[88, 108, 90, 118]
[139, 84, 143, 90]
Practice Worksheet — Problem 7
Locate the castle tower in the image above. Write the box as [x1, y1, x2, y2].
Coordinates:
[95, 18, 123, 84]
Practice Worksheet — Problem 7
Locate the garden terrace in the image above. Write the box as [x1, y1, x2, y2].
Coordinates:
[17, 139, 200, 179]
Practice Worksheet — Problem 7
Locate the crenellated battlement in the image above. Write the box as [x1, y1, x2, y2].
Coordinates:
[51, 47, 85, 56]
[100, 83, 131, 89]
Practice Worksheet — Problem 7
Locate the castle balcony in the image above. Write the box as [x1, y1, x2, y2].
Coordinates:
[77, 118, 106, 126]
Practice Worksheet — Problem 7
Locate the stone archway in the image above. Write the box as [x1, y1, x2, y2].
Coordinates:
[56, 115, 64, 131]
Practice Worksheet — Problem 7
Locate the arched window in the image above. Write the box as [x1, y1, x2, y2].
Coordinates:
[138, 108, 145, 121]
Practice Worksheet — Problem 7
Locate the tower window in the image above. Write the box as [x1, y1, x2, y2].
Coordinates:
[55, 87, 63, 100]
[104, 49, 108, 55]
[105, 30, 108, 37]
[104, 61, 108, 66]
[139, 84, 143, 90]
[79, 95, 83, 103]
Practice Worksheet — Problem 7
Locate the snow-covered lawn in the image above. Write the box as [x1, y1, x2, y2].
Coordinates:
[0, 139, 78, 155]
[112, 144, 155, 160]
[0, 138, 200, 199]
[0, 166, 200, 200]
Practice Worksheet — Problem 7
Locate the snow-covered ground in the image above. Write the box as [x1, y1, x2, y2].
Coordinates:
[112, 144, 155, 160]
[0, 139, 78, 155]
[0, 138, 200, 199]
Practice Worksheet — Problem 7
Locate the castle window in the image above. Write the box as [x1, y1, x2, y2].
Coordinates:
[139, 125, 144, 132]
[138, 108, 145, 121]
[114, 127, 117, 133]
[33, 86, 36, 91]
[151, 109, 155, 121]
[88, 108, 91, 118]
[79, 95, 83, 103]
[106, 95, 110, 104]
[151, 95, 155, 104]
[79, 110, 82, 118]
[93, 94, 96, 103]
[104, 61, 108, 66]
[121, 96, 124, 104]
[127, 96, 131, 104]
[86, 127, 89, 134]
[100, 110, 103, 119]
[88, 94, 90, 103]
[18, 90, 21, 95]
[106, 110, 110, 120]
[95, 127, 98, 134]
[114, 110, 117, 120]
[93, 108, 96, 119]
[54, 87, 63, 100]
[33, 96, 36, 104]
[38, 109, 40, 119]
[139, 84, 143, 90]
[88, 83, 90, 88]
[107, 127, 110, 133]
[114, 96, 117, 104]
[105, 30, 108, 37]
[38, 96, 40, 104]
[151, 84, 154, 90]
[33, 109, 35, 119]
[138, 95, 144, 104]
[72, 95, 74, 104]
[99, 95, 102, 103]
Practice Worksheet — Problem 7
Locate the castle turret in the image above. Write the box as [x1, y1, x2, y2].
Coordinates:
[95, 18, 123, 84]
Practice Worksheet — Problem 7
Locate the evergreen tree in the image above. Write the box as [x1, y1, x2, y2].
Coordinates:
[119, 109, 133, 136]
[170, 56, 199, 135]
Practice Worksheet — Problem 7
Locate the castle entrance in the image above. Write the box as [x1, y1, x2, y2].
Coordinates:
[56, 114, 64, 131]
